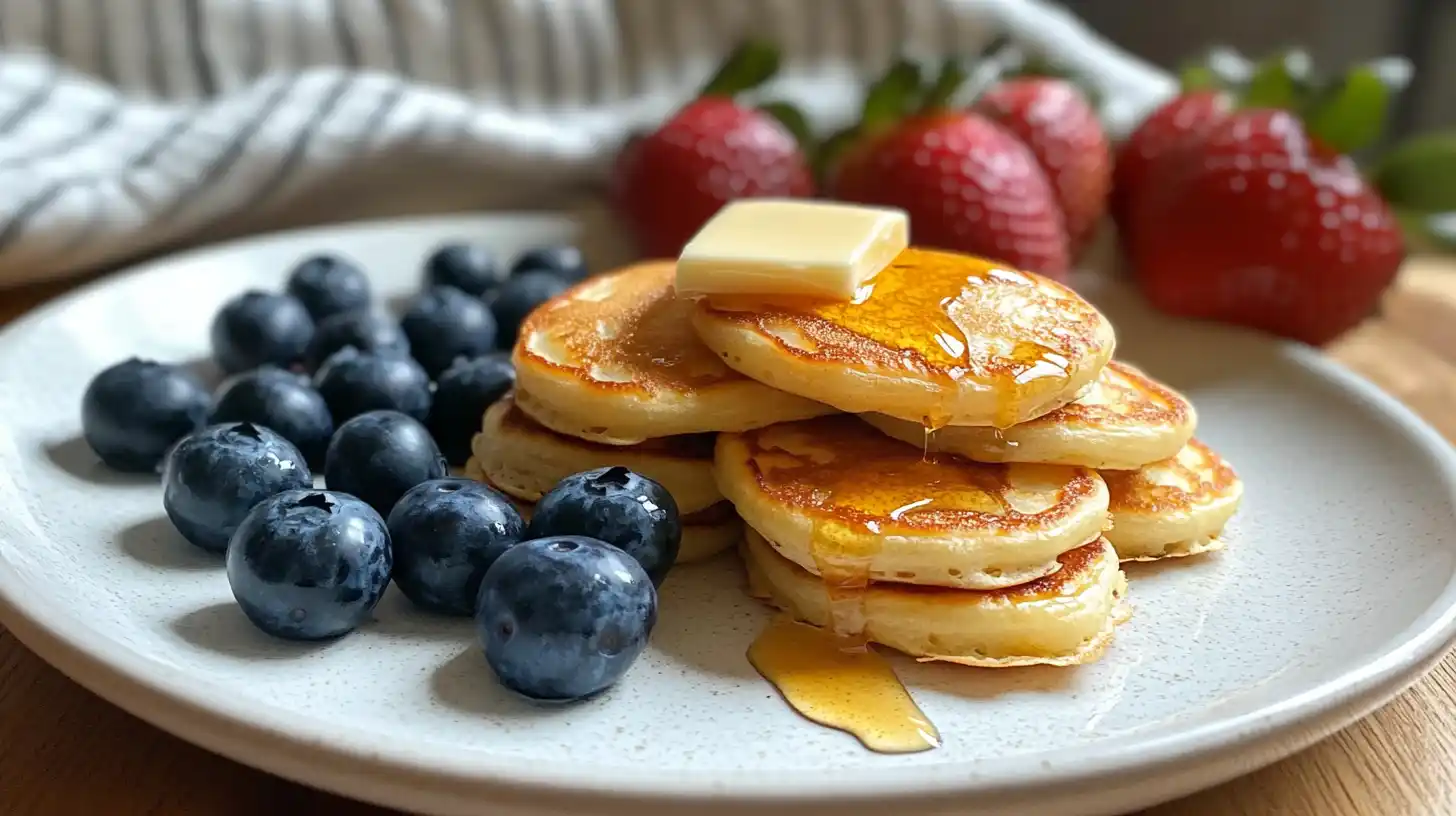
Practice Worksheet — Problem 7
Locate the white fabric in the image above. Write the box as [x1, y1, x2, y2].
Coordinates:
[0, 0, 1172, 288]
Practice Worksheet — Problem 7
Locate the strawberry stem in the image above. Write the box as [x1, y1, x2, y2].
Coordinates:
[970, 37, 1105, 114]
[860, 58, 924, 133]
[757, 100, 815, 152]
[1239, 50, 1312, 110]
[1303, 64, 1392, 155]
[1178, 46, 1251, 93]
[698, 40, 780, 98]
[919, 58, 968, 113]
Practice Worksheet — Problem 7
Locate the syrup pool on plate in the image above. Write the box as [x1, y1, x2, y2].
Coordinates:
[742, 422, 1021, 753]
[748, 615, 941, 754]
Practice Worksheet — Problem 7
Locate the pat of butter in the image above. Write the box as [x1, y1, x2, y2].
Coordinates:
[675, 199, 909, 300]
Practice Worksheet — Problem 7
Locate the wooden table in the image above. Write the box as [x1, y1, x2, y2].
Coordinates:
[5, 261, 1456, 816]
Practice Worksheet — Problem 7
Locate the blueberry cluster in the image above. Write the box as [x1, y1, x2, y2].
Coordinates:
[77, 239, 677, 702]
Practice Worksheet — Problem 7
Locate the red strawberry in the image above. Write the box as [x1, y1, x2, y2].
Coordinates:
[610, 43, 814, 259]
[1111, 90, 1231, 240]
[1131, 105, 1404, 346]
[827, 61, 1069, 279]
[974, 78, 1111, 255]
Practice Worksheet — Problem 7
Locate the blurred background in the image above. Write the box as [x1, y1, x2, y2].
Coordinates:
[1071, 0, 1450, 138]
[0, 0, 1447, 293]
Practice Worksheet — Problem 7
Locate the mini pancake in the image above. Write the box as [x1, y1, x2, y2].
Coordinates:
[512, 260, 835, 446]
[464, 456, 741, 565]
[1101, 439, 1242, 562]
[861, 361, 1196, 470]
[714, 415, 1109, 591]
[742, 529, 1129, 668]
[692, 247, 1116, 429]
[471, 394, 724, 514]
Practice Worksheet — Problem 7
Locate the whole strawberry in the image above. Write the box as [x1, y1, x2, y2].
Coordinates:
[974, 77, 1111, 256]
[1130, 58, 1406, 346]
[610, 42, 814, 259]
[1111, 89, 1231, 242]
[828, 61, 1069, 279]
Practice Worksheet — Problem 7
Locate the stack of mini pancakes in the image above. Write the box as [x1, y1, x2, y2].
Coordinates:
[466, 248, 1243, 669]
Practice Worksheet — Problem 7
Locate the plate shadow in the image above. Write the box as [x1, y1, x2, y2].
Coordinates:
[429, 647, 571, 717]
[118, 515, 218, 571]
[365, 588, 475, 643]
[43, 435, 157, 487]
[171, 602, 333, 660]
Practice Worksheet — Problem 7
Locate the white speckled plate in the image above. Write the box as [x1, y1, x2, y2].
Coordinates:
[3, 214, 1456, 816]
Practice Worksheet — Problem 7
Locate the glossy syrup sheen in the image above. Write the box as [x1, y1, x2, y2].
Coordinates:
[748, 615, 941, 754]
[518, 260, 740, 394]
[702, 247, 1099, 428]
[759, 418, 1004, 646]
[741, 416, 1091, 530]
[742, 415, 1096, 652]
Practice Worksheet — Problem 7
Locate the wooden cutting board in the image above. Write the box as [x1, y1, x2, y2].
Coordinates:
[3, 257, 1456, 815]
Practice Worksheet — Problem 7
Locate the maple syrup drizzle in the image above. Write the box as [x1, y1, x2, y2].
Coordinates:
[705, 248, 1079, 429]
[748, 615, 941, 754]
[720, 249, 1088, 752]
[809, 516, 875, 650]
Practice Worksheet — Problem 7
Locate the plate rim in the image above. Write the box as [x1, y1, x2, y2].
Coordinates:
[3, 213, 1456, 814]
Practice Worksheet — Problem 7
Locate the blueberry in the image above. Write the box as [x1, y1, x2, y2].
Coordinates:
[526, 467, 681, 586]
[387, 478, 525, 615]
[80, 358, 209, 472]
[227, 490, 392, 640]
[313, 347, 432, 425]
[475, 536, 656, 703]
[400, 286, 499, 378]
[304, 310, 410, 372]
[210, 291, 314, 374]
[324, 410, 448, 518]
[427, 354, 515, 465]
[162, 422, 312, 553]
[511, 244, 588, 282]
[285, 254, 371, 320]
[424, 243, 506, 297]
[489, 271, 568, 348]
[209, 366, 334, 467]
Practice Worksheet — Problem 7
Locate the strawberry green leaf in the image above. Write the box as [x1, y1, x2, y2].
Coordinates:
[860, 58, 924, 132]
[758, 100, 815, 151]
[1177, 47, 1244, 93]
[699, 40, 780, 98]
[919, 58, 968, 113]
[1374, 132, 1456, 211]
[1179, 65, 1220, 92]
[1304, 66, 1390, 155]
[1240, 51, 1308, 109]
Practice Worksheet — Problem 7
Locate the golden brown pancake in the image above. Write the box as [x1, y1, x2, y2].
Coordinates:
[464, 456, 741, 564]
[471, 394, 725, 514]
[862, 360, 1196, 470]
[1102, 439, 1242, 561]
[691, 247, 1116, 429]
[511, 260, 835, 445]
[742, 528, 1128, 668]
[714, 415, 1109, 590]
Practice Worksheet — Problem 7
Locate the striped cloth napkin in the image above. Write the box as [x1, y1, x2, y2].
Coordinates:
[0, 0, 1171, 289]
